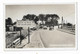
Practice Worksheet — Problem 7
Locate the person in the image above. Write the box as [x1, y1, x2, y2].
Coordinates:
[20, 34, 24, 45]
[19, 28, 24, 45]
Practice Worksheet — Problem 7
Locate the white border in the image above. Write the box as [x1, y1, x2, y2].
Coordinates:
[3, 2, 78, 51]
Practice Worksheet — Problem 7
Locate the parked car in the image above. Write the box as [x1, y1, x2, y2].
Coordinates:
[30, 27, 37, 31]
[43, 26, 47, 29]
[39, 25, 43, 29]
[49, 26, 54, 30]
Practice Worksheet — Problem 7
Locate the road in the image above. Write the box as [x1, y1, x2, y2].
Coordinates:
[38, 29, 75, 48]
[22, 28, 75, 48]
[7, 28, 75, 48]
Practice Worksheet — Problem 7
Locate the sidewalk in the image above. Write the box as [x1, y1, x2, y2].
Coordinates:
[15, 38, 28, 48]
[23, 30, 44, 48]
[16, 30, 44, 48]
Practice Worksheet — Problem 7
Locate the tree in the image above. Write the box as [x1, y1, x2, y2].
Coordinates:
[51, 14, 59, 25]
[67, 23, 72, 26]
[6, 17, 13, 25]
[34, 16, 39, 24]
[22, 15, 27, 20]
[31, 14, 36, 20]
[38, 14, 45, 21]
[51, 14, 59, 20]
[5, 17, 13, 31]
[45, 14, 59, 26]
[45, 14, 51, 21]
[22, 14, 37, 20]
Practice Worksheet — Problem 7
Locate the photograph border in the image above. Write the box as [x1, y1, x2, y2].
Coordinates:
[3, 2, 78, 51]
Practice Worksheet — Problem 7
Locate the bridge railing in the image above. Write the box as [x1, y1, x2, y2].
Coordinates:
[6, 38, 20, 48]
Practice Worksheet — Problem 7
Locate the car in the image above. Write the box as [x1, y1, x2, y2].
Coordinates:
[30, 27, 37, 31]
[33, 27, 37, 30]
[43, 26, 47, 29]
[39, 25, 43, 29]
[49, 26, 54, 30]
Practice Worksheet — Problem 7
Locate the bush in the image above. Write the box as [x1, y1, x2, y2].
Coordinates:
[66, 23, 72, 26]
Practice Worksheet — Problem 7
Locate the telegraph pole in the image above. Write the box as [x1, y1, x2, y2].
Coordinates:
[20, 28, 22, 45]
[27, 27, 30, 44]
[61, 16, 63, 29]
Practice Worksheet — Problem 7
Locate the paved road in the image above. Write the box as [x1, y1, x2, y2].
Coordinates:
[22, 28, 75, 48]
[38, 29, 75, 48]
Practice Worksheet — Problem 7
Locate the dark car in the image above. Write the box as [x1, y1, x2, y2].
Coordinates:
[39, 25, 43, 29]
[49, 26, 54, 30]
[43, 26, 47, 29]
[30, 27, 37, 31]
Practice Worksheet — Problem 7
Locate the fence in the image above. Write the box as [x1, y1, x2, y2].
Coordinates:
[6, 38, 20, 48]
[6, 28, 29, 48]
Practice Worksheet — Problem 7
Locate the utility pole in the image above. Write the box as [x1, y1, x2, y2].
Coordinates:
[27, 27, 30, 44]
[61, 16, 63, 29]
[20, 28, 22, 45]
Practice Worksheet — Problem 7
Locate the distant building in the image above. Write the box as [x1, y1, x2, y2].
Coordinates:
[16, 20, 36, 29]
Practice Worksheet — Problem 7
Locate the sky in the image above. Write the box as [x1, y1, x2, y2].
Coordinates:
[6, 4, 75, 24]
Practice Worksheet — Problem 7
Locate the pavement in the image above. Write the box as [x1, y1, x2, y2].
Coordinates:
[23, 30, 44, 48]
[16, 30, 44, 48]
